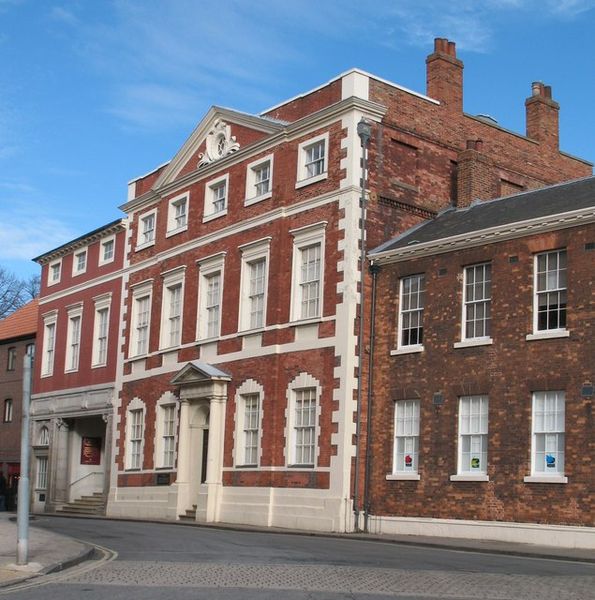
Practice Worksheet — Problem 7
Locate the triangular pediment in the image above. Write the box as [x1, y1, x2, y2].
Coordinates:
[154, 106, 285, 190]
[170, 360, 232, 387]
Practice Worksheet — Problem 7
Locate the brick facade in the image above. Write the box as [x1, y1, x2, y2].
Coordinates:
[32, 38, 592, 537]
[367, 181, 594, 532]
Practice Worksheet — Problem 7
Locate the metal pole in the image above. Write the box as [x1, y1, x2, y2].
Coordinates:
[353, 118, 371, 532]
[16, 352, 32, 566]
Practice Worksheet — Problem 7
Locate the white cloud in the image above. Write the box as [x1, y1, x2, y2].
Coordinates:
[0, 216, 76, 261]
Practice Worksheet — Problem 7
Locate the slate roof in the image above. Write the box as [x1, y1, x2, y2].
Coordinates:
[0, 299, 38, 342]
[371, 176, 595, 256]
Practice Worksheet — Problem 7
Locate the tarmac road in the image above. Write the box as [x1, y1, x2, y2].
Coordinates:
[2, 516, 594, 600]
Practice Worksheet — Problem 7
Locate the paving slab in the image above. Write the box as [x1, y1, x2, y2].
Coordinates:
[0, 512, 93, 588]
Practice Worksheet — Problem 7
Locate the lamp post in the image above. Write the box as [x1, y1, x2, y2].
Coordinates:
[353, 118, 372, 532]
[16, 352, 32, 565]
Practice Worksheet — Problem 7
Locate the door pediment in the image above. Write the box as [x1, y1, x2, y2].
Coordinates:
[171, 361, 231, 402]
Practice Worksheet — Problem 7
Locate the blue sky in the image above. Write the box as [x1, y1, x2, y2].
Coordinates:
[1, 0, 594, 279]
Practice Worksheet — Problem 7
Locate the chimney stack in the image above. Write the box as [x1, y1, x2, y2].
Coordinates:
[525, 81, 559, 149]
[426, 38, 464, 112]
[456, 139, 498, 207]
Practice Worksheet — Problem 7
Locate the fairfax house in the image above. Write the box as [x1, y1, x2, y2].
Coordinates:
[31, 39, 591, 542]
[367, 176, 595, 548]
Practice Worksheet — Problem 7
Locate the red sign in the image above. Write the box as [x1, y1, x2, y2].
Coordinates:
[80, 437, 102, 465]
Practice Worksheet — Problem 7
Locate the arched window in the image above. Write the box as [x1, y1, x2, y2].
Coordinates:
[39, 426, 49, 446]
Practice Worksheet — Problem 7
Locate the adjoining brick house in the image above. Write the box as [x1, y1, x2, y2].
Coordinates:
[367, 176, 595, 548]
[0, 300, 37, 510]
[103, 37, 590, 532]
[31, 220, 126, 514]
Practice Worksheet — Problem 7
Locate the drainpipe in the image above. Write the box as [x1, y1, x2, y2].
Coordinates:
[353, 118, 372, 532]
[363, 261, 379, 533]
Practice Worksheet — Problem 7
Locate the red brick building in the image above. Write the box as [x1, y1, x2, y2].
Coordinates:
[0, 300, 37, 509]
[368, 177, 595, 548]
[31, 220, 125, 514]
[101, 38, 590, 533]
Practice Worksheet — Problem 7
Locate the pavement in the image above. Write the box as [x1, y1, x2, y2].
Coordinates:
[0, 510, 593, 591]
[0, 512, 94, 589]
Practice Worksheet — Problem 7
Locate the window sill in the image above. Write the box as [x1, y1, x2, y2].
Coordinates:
[390, 345, 424, 356]
[526, 330, 570, 341]
[454, 338, 493, 349]
[72, 270, 86, 278]
[238, 326, 265, 337]
[165, 225, 188, 238]
[91, 362, 107, 369]
[288, 464, 315, 469]
[523, 475, 568, 484]
[196, 336, 220, 345]
[386, 473, 420, 481]
[450, 474, 489, 482]
[98, 258, 115, 267]
[203, 209, 227, 223]
[244, 191, 272, 206]
[135, 240, 155, 252]
[235, 464, 258, 469]
[295, 172, 327, 189]
[290, 316, 322, 327]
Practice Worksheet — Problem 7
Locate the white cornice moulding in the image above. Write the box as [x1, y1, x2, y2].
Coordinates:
[120, 98, 387, 215]
[371, 207, 595, 265]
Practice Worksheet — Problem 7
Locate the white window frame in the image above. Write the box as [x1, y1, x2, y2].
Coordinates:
[125, 397, 146, 470]
[92, 293, 112, 367]
[532, 249, 568, 336]
[136, 208, 158, 250]
[388, 399, 421, 481]
[41, 310, 58, 377]
[129, 281, 153, 358]
[35, 456, 48, 490]
[460, 263, 492, 343]
[166, 192, 189, 236]
[203, 173, 229, 222]
[38, 426, 49, 446]
[48, 259, 62, 286]
[196, 253, 225, 340]
[450, 395, 489, 482]
[72, 247, 88, 277]
[64, 303, 83, 373]
[153, 392, 179, 470]
[3, 399, 13, 423]
[285, 372, 321, 467]
[7, 347, 16, 371]
[159, 267, 186, 349]
[234, 379, 264, 467]
[395, 274, 425, 354]
[99, 234, 116, 266]
[290, 222, 326, 323]
[245, 154, 274, 206]
[238, 238, 271, 332]
[525, 391, 567, 484]
[296, 132, 329, 189]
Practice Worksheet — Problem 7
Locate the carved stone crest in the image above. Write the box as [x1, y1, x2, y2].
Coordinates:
[198, 119, 240, 168]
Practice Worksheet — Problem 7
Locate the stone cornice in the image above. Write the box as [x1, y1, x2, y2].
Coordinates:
[370, 206, 595, 265]
[120, 97, 387, 215]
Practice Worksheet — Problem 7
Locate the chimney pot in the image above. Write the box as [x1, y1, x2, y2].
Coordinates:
[448, 41, 456, 57]
[532, 81, 543, 97]
[544, 85, 552, 99]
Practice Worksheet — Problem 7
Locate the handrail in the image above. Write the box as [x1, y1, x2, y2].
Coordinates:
[68, 471, 103, 489]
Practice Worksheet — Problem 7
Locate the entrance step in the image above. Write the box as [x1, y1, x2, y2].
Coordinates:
[57, 492, 106, 516]
[178, 504, 197, 522]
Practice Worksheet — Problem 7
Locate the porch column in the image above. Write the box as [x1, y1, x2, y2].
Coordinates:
[49, 418, 70, 507]
[174, 399, 191, 515]
[204, 392, 226, 523]
[102, 412, 113, 500]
